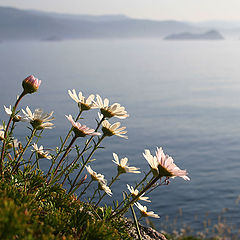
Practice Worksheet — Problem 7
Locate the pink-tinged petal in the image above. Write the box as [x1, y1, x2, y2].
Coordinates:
[22, 75, 41, 94]
[66, 115, 101, 137]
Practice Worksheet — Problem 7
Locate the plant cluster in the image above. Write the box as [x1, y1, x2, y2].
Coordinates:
[0, 75, 190, 239]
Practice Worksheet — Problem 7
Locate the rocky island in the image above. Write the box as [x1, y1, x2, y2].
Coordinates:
[164, 30, 224, 40]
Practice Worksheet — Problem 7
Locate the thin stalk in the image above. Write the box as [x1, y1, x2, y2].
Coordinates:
[46, 110, 83, 178]
[77, 179, 93, 199]
[9, 121, 16, 138]
[61, 169, 71, 186]
[68, 135, 106, 194]
[19, 152, 35, 168]
[109, 174, 162, 220]
[0, 91, 26, 177]
[50, 136, 77, 182]
[114, 170, 152, 212]
[135, 170, 152, 189]
[95, 172, 120, 208]
[130, 204, 143, 240]
[60, 117, 105, 182]
[12, 128, 36, 173]
[114, 193, 131, 212]
[89, 188, 98, 203]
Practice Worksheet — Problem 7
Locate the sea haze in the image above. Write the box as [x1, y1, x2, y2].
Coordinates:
[0, 39, 239, 232]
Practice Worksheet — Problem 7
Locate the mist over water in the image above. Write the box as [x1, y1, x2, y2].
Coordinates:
[0, 39, 240, 232]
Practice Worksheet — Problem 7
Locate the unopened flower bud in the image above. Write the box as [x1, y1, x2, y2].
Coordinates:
[22, 75, 41, 94]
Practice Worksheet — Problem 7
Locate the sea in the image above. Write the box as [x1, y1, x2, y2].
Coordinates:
[0, 39, 239, 234]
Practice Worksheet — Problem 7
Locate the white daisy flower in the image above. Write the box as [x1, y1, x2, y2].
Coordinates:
[93, 94, 129, 119]
[4, 105, 23, 122]
[85, 165, 106, 183]
[32, 143, 52, 159]
[143, 149, 159, 177]
[127, 185, 151, 202]
[22, 106, 54, 130]
[155, 147, 190, 180]
[135, 202, 160, 218]
[98, 181, 112, 197]
[143, 147, 190, 180]
[85, 165, 112, 196]
[112, 153, 140, 174]
[102, 120, 128, 139]
[66, 115, 101, 137]
[68, 89, 95, 111]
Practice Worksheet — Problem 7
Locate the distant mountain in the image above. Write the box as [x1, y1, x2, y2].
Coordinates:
[26, 10, 129, 22]
[164, 30, 224, 40]
[0, 6, 203, 41]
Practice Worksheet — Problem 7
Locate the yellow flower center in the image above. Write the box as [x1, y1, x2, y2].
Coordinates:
[141, 211, 149, 217]
[158, 165, 174, 178]
[91, 175, 98, 181]
[102, 127, 114, 137]
[100, 108, 114, 118]
[31, 119, 43, 130]
[37, 152, 47, 159]
[73, 127, 87, 138]
[117, 165, 127, 174]
[79, 103, 91, 111]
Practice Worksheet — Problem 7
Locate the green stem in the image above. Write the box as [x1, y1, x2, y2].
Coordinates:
[60, 117, 105, 183]
[77, 179, 93, 199]
[135, 170, 152, 189]
[0, 91, 26, 177]
[130, 204, 143, 240]
[20, 152, 35, 169]
[114, 170, 152, 212]
[68, 135, 106, 194]
[46, 110, 83, 178]
[109, 174, 162, 220]
[89, 188, 98, 203]
[49, 136, 77, 182]
[12, 128, 36, 173]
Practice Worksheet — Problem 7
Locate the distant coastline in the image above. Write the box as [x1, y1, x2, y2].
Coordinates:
[0, 6, 226, 41]
[164, 30, 224, 40]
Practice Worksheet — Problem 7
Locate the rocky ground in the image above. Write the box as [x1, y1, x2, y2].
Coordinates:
[124, 219, 167, 240]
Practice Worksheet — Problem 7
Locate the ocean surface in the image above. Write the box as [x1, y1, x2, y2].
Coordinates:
[0, 39, 240, 233]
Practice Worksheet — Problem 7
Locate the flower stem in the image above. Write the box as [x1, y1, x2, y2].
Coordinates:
[130, 204, 143, 240]
[49, 136, 77, 183]
[109, 174, 162, 220]
[135, 170, 152, 189]
[77, 179, 93, 199]
[46, 110, 83, 178]
[114, 170, 152, 212]
[89, 188, 98, 203]
[0, 91, 26, 177]
[60, 117, 105, 182]
[68, 135, 106, 194]
[12, 128, 36, 173]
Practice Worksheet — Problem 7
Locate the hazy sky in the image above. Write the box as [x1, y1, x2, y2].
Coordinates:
[1, 0, 240, 21]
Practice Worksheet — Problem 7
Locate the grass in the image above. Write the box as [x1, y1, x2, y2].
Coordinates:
[0, 168, 132, 240]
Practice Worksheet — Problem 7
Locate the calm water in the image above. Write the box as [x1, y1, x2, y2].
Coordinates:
[0, 39, 240, 232]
